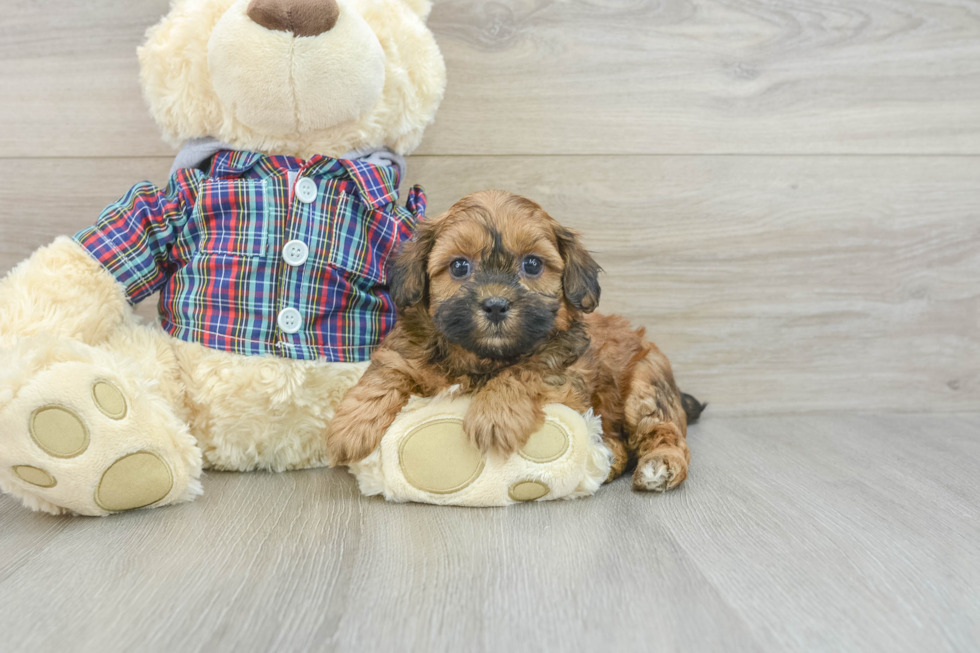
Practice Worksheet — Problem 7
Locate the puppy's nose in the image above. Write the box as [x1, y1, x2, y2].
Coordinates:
[247, 0, 340, 37]
[482, 297, 511, 324]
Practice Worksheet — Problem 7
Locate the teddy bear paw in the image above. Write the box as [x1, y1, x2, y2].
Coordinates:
[350, 398, 612, 506]
[0, 356, 202, 516]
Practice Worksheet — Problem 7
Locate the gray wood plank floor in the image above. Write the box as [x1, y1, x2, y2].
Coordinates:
[4, 0, 979, 157]
[1, 413, 977, 653]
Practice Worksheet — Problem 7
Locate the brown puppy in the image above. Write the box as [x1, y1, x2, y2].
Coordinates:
[326, 190, 703, 491]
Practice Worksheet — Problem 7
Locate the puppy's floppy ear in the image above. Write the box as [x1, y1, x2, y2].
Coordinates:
[555, 225, 601, 313]
[389, 218, 437, 309]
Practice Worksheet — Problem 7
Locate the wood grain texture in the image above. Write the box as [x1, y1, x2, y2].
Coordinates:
[1, 0, 979, 157]
[424, 0, 980, 155]
[0, 413, 977, 653]
[0, 1, 167, 159]
[2, 155, 977, 414]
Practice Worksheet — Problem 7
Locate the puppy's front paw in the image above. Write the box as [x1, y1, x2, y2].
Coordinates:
[463, 393, 543, 455]
[326, 413, 384, 466]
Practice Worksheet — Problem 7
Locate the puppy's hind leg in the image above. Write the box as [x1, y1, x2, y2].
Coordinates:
[623, 350, 691, 492]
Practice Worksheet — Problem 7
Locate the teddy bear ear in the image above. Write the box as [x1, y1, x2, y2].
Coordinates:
[138, 0, 234, 147]
[401, 0, 433, 20]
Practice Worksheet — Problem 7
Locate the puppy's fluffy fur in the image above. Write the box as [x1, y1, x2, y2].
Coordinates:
[327, 190, 702, 491]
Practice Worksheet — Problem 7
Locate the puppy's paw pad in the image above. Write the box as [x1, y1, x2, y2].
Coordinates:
[30, 406, 90, 458]
[399, 418, 485, 494]
[12, 465, 57, 488]
[518, 422, 569, 464]
[95, 451, 173, 512]
[508, 480, 550, 502]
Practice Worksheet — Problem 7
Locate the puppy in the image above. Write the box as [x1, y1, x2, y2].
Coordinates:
[326, 190, 703, 491]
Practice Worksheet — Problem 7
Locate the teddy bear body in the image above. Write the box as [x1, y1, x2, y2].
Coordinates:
[0, 0, 446, 515]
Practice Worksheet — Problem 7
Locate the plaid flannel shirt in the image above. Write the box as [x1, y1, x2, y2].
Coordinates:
[74, 151, 425, 362]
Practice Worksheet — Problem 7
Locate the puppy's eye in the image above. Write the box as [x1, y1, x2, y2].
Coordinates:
[449, 258, 471, 279]
[522, 255, 544, 277]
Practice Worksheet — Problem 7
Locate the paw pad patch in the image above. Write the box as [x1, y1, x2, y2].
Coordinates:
[398, 416, 572, 502]
[399, 418, 485, 494]
[95, 451, 173, 512]
[13, 465, 57, 488]
[12, 379, 175, 513]
[508, 480, 550, 502]
[518, 422, 569, 463]
[92, 381, 127, 420]
[29, 406, 90, 458]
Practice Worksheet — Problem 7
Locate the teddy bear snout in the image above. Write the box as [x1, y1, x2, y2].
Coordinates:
[247, 0, 340, 37]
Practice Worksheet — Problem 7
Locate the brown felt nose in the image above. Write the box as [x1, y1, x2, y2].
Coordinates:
[247, 0, 340, 37]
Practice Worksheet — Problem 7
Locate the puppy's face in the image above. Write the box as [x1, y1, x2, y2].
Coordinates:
[390, 190, 601, 361]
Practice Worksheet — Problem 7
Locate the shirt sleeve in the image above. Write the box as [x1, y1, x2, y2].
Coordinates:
[73, 168, 205, 304]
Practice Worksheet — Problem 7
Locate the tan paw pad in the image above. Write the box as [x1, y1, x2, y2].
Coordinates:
[519, 421, 570, 463]
[95, 451, 173, 512]
[92, 381, 127, 420]
[29, 406, 90, 458]
[13, 465, 57, 488]
[508, 480, 550, 502]
[399, 418, 485, 494]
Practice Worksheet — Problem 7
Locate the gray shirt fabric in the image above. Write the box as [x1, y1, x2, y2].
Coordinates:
[170, 136, 407, 182]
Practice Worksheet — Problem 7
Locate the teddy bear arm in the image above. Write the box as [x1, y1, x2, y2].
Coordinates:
[0, 238, 134, 348]
[0, 172, 202, 347]
[72, 171, 205, 305]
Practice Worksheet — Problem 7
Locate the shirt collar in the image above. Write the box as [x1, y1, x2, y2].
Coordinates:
[209, 151, 400, 209]
[209, 150, 264, 177]
[335, 158, 400, 209]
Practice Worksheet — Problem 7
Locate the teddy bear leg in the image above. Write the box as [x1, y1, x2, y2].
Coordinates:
[0, 238, 203, 515]
[0, 335, 203, 516]
[348, 395, 614, 506]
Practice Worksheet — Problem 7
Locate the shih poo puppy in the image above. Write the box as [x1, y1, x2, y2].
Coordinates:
[326, 190, 703, 491]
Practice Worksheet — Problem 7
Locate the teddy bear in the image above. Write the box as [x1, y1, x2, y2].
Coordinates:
[0, 0, 609, 516]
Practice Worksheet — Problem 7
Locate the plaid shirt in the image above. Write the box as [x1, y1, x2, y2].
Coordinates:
[74, 151, 424, 362]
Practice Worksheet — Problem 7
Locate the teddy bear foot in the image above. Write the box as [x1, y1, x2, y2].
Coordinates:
[0, 342, 203, 516]
[349, 394, 613, 506]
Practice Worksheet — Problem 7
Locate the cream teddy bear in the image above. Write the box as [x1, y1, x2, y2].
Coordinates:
[0, 0, 608, 516]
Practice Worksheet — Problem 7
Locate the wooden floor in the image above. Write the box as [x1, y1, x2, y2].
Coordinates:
[1, 413, 977, 653]
[2, 2, 979, 651]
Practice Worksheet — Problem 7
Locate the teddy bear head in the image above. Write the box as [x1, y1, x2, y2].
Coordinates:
[139, 0, 446, 158]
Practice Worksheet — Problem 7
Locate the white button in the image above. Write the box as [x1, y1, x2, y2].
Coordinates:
[282, 240, 309, 267]
[277, 308, 302, 334]
[295, 177, 318, 204]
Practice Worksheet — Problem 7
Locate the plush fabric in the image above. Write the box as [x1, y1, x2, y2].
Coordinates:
[0, 0, 445, 516]
[139, 0, 446, 158]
